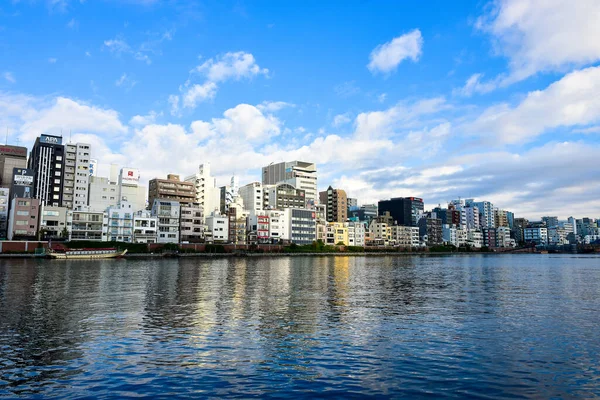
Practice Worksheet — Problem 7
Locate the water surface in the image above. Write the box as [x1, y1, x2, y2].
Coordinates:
[1, 255, 599, 398]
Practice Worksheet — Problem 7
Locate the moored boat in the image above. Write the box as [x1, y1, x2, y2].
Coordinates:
[47, 248, 128, 259]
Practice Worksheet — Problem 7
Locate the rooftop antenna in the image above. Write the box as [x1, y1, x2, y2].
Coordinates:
[69, 129, 72, 144]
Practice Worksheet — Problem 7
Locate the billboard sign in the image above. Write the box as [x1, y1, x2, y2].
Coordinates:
[121, 168, 140, 184]
[40, 135, 62, 145]
[11, 168, 34, 199]
[0, 146, 27, 157]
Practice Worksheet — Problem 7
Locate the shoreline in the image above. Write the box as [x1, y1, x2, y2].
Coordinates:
[2, 251, 593, 259]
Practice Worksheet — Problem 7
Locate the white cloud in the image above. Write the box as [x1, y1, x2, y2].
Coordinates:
[181, 82, 218, 108]
[129, 111, 160, 126]
[104, 38, 131, 54]
[211, 104, 281, 141]
[48, 58, 58, 64]
[368, 29, 423, 74]
[171, 51, 268, 113]
[354, 97, 447, 139]
[256, 101, 294, 113]
[168, 95, 180, 116]
[115, 73, 137, 89]
[85, 51, 91, 57]
[467, 66, 600, 144]
[193, 51, 268, 82]
[454, 73, 498, 96]
[332, 113, 351, 127]
[104, 37, 152, 64]
[572, 125, 600, 134]
[377, 93, 387, 103]
[476, 0, 600, 85]
[3, 72, 15, 83]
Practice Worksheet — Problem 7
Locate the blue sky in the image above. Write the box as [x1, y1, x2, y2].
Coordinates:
[1, 0, 599, 218]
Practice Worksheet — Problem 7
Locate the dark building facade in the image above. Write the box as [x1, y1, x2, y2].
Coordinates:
[0, 145, 28, 188]
[378, 197, 424, 227]
[28, 135, 65, 207]
[319, 186, 347, 223]
[418, 217, 442, 245]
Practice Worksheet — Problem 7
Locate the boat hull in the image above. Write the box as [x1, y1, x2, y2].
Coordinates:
[48, 249, 128, 259]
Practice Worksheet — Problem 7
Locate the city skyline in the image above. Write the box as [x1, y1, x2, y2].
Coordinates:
[1, 1, 600, 219]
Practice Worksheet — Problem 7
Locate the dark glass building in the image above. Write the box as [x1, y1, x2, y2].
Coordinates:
[378, 197, 424, 227]
[28, 134, 65, 207]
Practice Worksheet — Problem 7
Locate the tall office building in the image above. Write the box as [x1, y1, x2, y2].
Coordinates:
[62, 142, 91, 209]
[378, 197, 424, 227]
[0, 145, 28, 188]
[148, 174, 195, 206]
[262, 161, 317, 205]
[185, 163, 220, 217]
[319, 186, 347, 222]
[466, 199, 495, 228]
[118, 168, 147, 212]
[28, 134, 65, 207]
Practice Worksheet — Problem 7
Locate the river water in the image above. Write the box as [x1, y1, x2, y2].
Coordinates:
[1, 255, 599, 398]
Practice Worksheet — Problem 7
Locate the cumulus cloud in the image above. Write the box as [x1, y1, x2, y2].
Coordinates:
[173, 51, 269, 113]
[475, 0, 600, 86]
[181, 82, 218, 108]
[193, 51, 268, 82]
[129, 111, 161, 126]
[467, 66, 600, 144]
[368, 29, 423, 74]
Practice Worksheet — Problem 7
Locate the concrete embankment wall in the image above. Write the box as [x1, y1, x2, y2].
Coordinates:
[0, 241, 49, 254]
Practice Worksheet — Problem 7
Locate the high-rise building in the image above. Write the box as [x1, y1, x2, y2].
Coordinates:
[239, 182, 268, 214]
[268, 183, 307, 210]
[466, 199, 495, 228]
[494, 208, 510, 227]
[347, 198, 358, 208]
[28, 134, 65, 207]
[262, 161, 317, 205]
[148, 174, 195, 207]
[542, 216, 559, 228]
[62, 142, 91, 209]
[88, 176, 119, 212]
[185, 163, 220, 218]
[319, 186, 347, 223]
[118, 168, 147, 212]
[0, 145, 28, 188]
[378, 197, 424, 227]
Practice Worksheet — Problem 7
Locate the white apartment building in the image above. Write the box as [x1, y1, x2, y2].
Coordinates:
[63, 143, 91, 210]
[346, 221, 365, 247]
[467, 229, 483, 248]
[118, 168, 147, 212]
[185, 163, 220, 219]
[467, 199, 494, 228]
[548, 226, 569, 246]
[67, 208, 107, 241]
[133, 210, 158, 244]
[392, 225, 420, 247]
[152, 199, 180, 244]
[39, 205, 68, 239]
[456, 228, 467, 247]
[262, 161, 317, 206]
[88, 176, 119, 212]
[104, 202, 135, 242]
[268, 209, 289, 243]
[442, 224, 458, 247]
[205, 212, 229, 243]
[180, 203, 204, 243]
[464, 205, 480, 230]
[524, 227, 548, 245]
[496, 226, 511, 247]
[239, 182, 264, 214]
